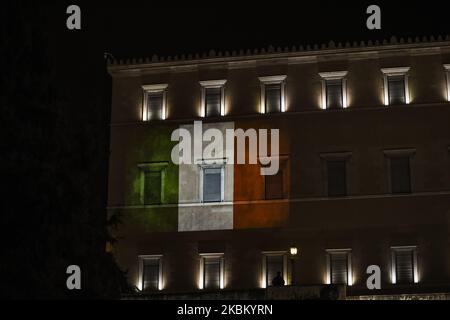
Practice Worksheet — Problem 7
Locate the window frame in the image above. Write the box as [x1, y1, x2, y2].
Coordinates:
[264, 168, 285, 200]
[258, 75, 287, 113]
[320, 152, 352, 197]
[138, 254, 163, 291]
[142, 84, 168, 121]
[319, 71, 348, 109]
[391, 246, 418, 284]
[199, 80, 227, 117]
[261, 155, 289, 200]
[261, 251, 288, 288]
[383, 149, 415, 194]
[326, 249, 352, 286]
[138, 162, 168, 205]
[381, 67, 410, 106]
[199, 164, 225, 203]
[199, 253, 224, 290]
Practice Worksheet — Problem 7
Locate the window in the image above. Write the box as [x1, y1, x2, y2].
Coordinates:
[390, 156, 411, 194]
[265, 168, 284, 200]
[143, 171, 162, 205]
[138, 162, 168, 205]
[259, 75, 287, 113]
[326, 249, 352, 285]
[388, 76, 406, 105]
[199, 254, 224, 290]
[139, 255, 162, 291]
[262, 252, 287, 288]
[384, 149, 414, 194]
[200, 80, 226, 117]
[327, 160, 347, 197]
[146, 92, 163, 119]
[265, 84, 282, 113]
[445, 64, 450, 101]
[202, 166, 224, 203]
[326, 80, 344, 109]
[205, 87, 221, 117]
[142, 84, 168, 121]
[391, 246, 418, 284]
[381, 67, 410, 105]
[319, 71, 348, 109]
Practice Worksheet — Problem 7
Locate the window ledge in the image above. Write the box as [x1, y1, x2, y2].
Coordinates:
[319, 71, 348, 79]
[142, 83, 168, 91]
[320, 152, 352, 160]
[199, 79, 227, 87]
[138, 161, 169, 170]
[381, 67, 410, 75]
[383, 149, 416, 157]
[258, 75, 287, 83]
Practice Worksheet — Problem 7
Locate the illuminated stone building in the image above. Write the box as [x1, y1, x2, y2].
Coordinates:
[107, 36, 450, 299]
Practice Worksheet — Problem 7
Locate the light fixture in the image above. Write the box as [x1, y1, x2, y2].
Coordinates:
[289, 246, 298, 256]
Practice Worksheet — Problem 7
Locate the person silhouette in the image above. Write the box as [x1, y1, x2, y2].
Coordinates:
[271, 271, 285, 286]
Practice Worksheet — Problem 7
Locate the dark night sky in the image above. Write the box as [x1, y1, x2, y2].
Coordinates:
[49, 1, 449, 61]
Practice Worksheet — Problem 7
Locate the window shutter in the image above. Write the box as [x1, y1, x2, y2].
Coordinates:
[326, 79, 343, 109]
[142, 259, 160, 291]
[144, 171, 162, 205]
[388, 76, 406, 105]
[203, 168, 222, 202]
[204, 257, 221, 290]
[395, 250, 414, 284]
[147, 92, 163, 120]
[390, 156, 411, 194]
[330, 252, 348, 284]
[266, 255, 284, 286]
[265, 170, 284, 200]
[205, 87, 221, 117]
[327, 160, 347, 196]
[265, 84, 281, 113]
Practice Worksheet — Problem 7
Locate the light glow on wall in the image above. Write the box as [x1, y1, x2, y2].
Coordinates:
[261, 275, 267, 289]
[200, 99, 206, 118]
[325, 272, 331, 285]
[198, 258, 204, 289]
[347, 271, 354, 286]
[321, 81, 327, 109]
[405, 76, 411, 104]
[383, 75, 389, 106]
[342, 79, 348, 108]
[391, 270, 397, 284]
[158, 274, 164, 291]
[280, 84, 286, 112]
[142, 105, 148, 121]
[136, 279, 143, 291]
[220, 270, 225, 289]
[445, 65, 450, 101]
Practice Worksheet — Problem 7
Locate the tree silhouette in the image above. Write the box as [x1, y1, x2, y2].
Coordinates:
[1, 1, 126, 299]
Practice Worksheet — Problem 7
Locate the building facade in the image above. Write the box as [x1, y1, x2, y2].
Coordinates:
[107, 36, 450, 299]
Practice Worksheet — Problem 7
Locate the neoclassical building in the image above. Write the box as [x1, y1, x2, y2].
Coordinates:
[107, 35, 450, 299]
